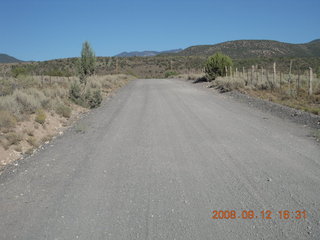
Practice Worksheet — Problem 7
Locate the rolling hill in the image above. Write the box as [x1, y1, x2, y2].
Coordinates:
[0, 53, 22, 63]
[164, 39, 320, 59]
[115, 49, 182, 57]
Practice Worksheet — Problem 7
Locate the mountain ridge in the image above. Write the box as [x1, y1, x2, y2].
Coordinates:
[162, 39, 320, 58]
[115, 49, 182, 57]
[0, 53, 22, 63]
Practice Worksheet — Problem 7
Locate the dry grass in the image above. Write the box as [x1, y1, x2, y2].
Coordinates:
[55, 102, 71, 118]
[5, 132, 22, 146]
[26, 137, 37, 147]
[209, 73, 320, 115]
[175, 73, 204, 81]
[0, 74, 134, 167]
[0, 110, 17, 128]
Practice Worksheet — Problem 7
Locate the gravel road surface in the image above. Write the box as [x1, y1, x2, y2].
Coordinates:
[1, 79, 320, 239]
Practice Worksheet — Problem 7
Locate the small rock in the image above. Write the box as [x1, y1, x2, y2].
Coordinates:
[267, 178, 272, 182]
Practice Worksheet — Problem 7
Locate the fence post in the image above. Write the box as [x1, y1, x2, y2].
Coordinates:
[289, 60, 293, 96]
[260, 67, 264, 85]
[309, 67, 313, 95]
[296, 71, 300, 98]
[280, 72, 282, 93]
[273, 62, 276, 91]
[251, 65, 254, 85]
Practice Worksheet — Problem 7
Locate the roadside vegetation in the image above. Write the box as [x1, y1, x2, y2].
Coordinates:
[1, 45, 320, 168]
[0, 42, 135, 168]
[204, 53, 233, 81]
[202, 54, 320, 116]
[1, 55, 320, 80]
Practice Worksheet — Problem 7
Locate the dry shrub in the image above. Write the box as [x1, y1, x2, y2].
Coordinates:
[14, 145, 22, 152]
[213, 77, 246, 92]
[26, 129, 34, 136]
[27, 137, 37, 147]
[88, 78, 102, 89]
[6, 132, 22, 146]
[23, 88, 50, 108]
[0, 110, 16, 128]
[0, 95, 21, 117]
[16, 75, 41, 88]
[0, 77, 16, 95]
[41, 134, 53, 143]
[0, 89, 50, 117]
[55, 102, 71, 118]
[44, 85, 68, 98]
[12, 90, 41, 113]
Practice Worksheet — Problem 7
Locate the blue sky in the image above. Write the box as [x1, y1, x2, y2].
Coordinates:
[1, 0, 319, 61]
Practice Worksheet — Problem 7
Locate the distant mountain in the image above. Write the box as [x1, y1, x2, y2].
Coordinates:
[0, 53, 22, 63]
[164, 39, 320, 59]
[115, 49, 182, 57]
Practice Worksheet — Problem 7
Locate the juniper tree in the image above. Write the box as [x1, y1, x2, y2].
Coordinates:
[204, 53, 233, 81]
[78, 41, 96, 85]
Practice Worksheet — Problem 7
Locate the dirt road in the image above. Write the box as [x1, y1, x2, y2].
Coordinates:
[1, 79, 319, 239]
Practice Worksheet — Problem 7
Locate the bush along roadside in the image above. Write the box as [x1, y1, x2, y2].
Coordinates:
[69, 41, 102, 109]
[0, 39, 135, 169]
[0, 74, 134, 169]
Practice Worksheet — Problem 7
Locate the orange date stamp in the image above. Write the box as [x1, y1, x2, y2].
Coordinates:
[211, 210, 307, 220]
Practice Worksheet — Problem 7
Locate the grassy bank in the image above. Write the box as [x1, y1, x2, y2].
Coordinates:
[0, 74, 135, 167]
[209, 72, 320, 115]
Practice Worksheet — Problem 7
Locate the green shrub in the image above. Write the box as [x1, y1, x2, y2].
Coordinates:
[35, 109, 46, 124]
[45, 68, 72, 77]
[11, 66, 28, 77]
[55, 103, 71, 118]
[205, 53, 233, 81]
[78, 41, 96, 85]
[0, 110, 17, 128]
